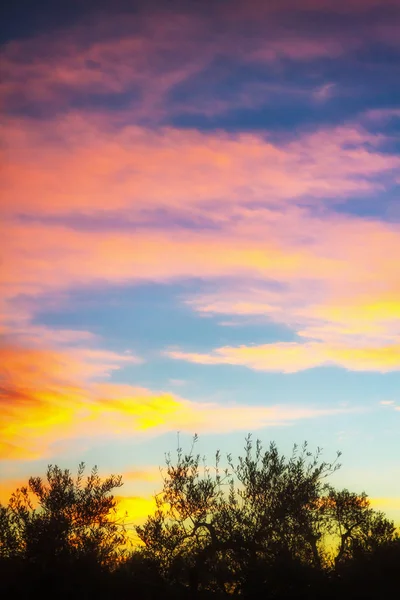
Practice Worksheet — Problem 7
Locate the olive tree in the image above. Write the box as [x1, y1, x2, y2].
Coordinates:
[136, 435, 396, 597]
[0, 463, 126, 567]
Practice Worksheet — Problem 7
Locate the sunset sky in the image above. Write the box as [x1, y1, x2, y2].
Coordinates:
[1, 0, 400, 526]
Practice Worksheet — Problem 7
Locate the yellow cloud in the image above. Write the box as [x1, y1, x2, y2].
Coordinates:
[186, 284, 400, 355]
[167, 341, 400, 373]
[0, 342, 353, 460]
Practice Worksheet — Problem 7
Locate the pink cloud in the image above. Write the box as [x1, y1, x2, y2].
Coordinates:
[2, 0, 398, 117]
[2, 116, 397, 221]
[1, 114, 400, 367]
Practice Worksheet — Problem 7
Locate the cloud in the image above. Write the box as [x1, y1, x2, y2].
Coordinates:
[0, 340, 141, 460]
[379, 400, 400, 412]
[0, 9, 357, 117]
[3, 117, 396, 220]
[167, 342, 400, 373]
[0, 343, 140, 388]
[3, 207, 400, 348]
[123, 468, 161, 483]
[2, 113, 400, 379]
[186, 277, 400, 356]
[1, 0, 400, 531]
[2, 116, 399, 310]
[0, 342, 352, 460]
[0, 12, 210, 117]
[313, 83, 336, 103]
[1, 4, 400, 465]
[2, 0, 399, 118]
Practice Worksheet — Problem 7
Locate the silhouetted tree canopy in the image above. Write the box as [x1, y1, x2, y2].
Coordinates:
[1, 436, 399, 599]
[0, 463, 126, 598]
[135, 435, 398, 597]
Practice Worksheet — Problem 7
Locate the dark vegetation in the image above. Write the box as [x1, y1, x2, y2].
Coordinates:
[1, 435, 399, 599]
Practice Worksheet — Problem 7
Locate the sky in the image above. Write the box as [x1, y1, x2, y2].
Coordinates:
[1, 0, 400, 527]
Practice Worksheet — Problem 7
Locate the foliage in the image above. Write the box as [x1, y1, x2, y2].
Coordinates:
[0, 438, 399, 599]
[1, 462, 126, 566]
[136, 435, 397, 597]
[0, 463, 126, 598]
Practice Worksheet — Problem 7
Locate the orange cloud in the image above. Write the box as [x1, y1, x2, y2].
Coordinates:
[0, 342, 352, 460]
[123, 468, 161, 484]
[0, 343, 140, 388]
[0, 340, 141, 459]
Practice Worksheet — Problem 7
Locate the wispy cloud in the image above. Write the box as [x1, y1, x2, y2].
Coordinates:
[2, 111, 400, 383]
[3, 118, 396, 219]
[2, 116, 399, 301]
[167, 342, 400, 373]
[2, 0, 399, 119]
[0, 341, 353, 460]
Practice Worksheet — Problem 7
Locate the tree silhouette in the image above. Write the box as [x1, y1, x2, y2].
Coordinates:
[321, 487, 396, 568]
[0, 438, 398, 599]
[0, 463, 126, 598]
[136, 435, 397, 598]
